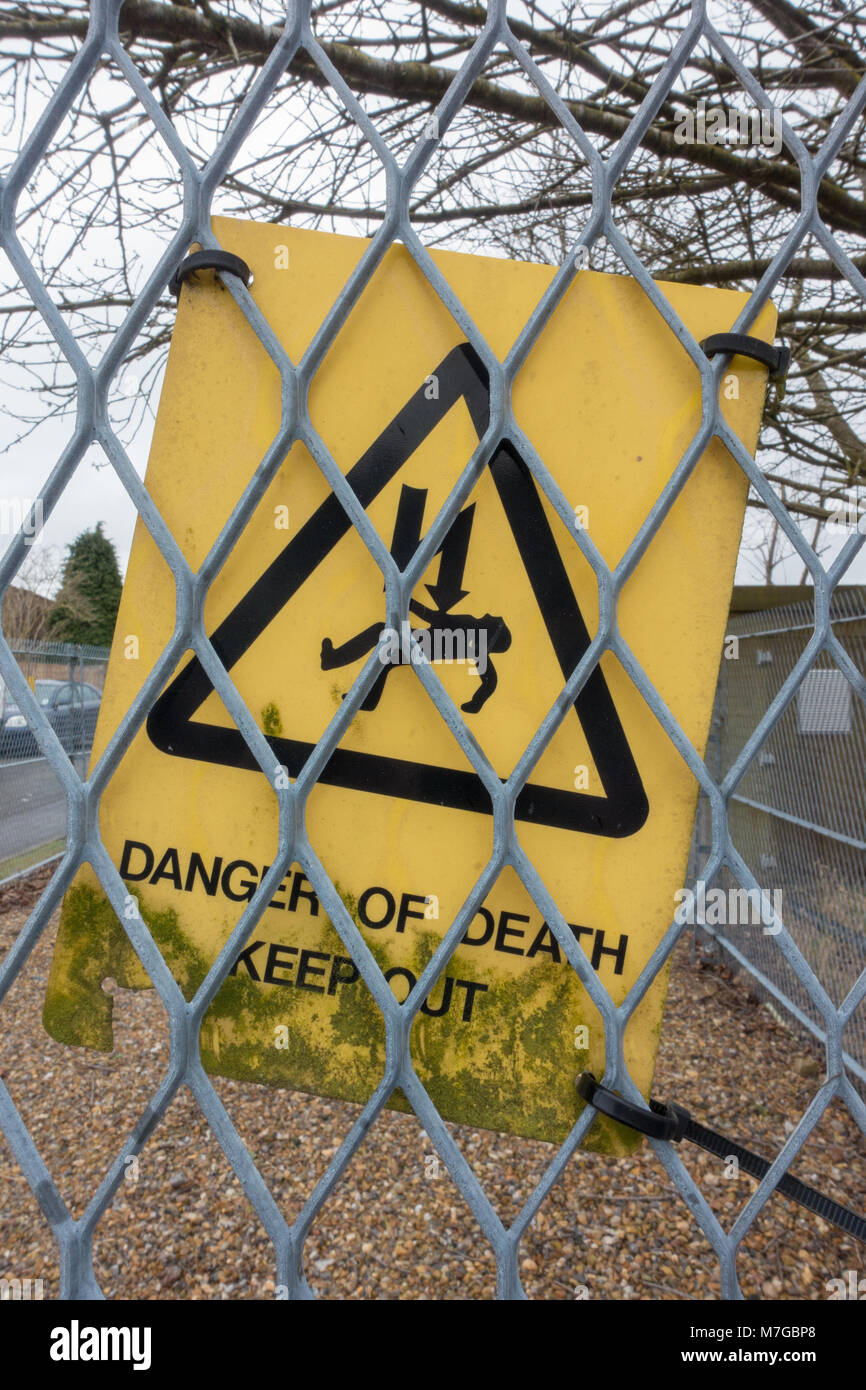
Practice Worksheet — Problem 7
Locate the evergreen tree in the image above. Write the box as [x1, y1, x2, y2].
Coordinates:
[47, 523, 122, 646]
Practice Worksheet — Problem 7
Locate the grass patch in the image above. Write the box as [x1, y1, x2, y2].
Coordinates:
[0, 838, 65, 883]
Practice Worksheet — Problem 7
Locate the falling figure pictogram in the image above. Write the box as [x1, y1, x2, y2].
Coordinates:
[320, 483, 512, 713]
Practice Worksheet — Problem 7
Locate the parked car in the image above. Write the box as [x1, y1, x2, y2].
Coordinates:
[0, 679, 102, 759]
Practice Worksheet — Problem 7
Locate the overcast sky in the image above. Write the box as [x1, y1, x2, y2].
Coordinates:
[1, 6, 863, 594]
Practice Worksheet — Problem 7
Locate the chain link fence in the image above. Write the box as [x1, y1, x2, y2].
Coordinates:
[0, 640, 109, 884]
[0, 0, 864, 1301]
[691, 588, 866, 1086]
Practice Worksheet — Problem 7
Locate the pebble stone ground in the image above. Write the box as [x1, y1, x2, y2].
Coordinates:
[1, 865, 864, 1301]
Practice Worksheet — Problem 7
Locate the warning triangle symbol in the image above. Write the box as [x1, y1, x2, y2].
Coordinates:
[146, 344, 648, 838]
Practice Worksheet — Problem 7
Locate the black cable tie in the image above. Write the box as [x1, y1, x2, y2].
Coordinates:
[576, 1072, 866, 1245]
[169, 250, 252, 299]
[700, 331, 790, 381]
[576, 1071, 692, 1142]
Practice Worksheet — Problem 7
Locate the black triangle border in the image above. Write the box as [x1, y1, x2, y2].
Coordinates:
[146, 344, 648, 838]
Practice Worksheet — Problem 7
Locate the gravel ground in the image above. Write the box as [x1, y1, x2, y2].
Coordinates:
[1, 865, 864, 1301]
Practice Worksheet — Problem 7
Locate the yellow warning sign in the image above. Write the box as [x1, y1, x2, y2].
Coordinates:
[44, 220, 776, 1148]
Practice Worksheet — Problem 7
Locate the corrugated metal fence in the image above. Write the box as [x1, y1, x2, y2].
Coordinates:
[691, 589, 866, 1086]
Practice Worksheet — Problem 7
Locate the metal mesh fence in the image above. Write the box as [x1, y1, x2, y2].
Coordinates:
[0, 640, 109, 884]
[0, 0, 864, 1301]
[690, 588, 866, 1086]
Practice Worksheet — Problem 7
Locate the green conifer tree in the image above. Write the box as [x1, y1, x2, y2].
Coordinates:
[47, 523, 122, 646]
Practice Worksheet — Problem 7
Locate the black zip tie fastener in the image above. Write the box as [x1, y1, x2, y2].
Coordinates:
[700, 331, 791, 406]
[169, 250, 252, 299]
[576, 1072, 866, 1245]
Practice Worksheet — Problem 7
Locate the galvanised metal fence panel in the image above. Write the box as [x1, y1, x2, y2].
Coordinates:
[0, 0, 864, 1301]
[0, 640, 109, 885]
[691, 590, 866, 1086]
